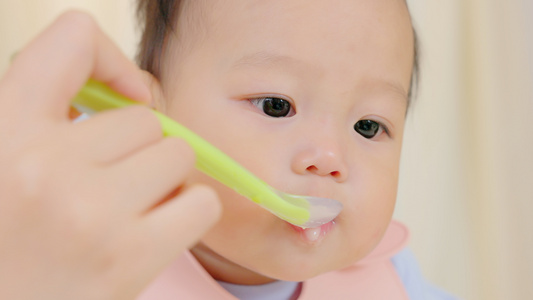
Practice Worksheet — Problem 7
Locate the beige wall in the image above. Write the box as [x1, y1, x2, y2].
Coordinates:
[396, 0, 533, 299]
[2, 1, 532, 299]
[0, 0, 137, 73]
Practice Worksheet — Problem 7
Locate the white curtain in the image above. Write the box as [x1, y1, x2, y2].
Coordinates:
[2, 1, 532, 299]
[397, 0, 533, 299]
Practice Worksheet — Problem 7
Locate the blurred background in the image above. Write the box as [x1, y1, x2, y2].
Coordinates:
[1, 0, 531, 299]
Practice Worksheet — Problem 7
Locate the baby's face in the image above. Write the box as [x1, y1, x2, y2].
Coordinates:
[159, 0, 414, 284]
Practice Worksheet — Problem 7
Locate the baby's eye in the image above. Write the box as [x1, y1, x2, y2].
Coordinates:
[354, 120, 387, 139]
[250, 97, 294, 118]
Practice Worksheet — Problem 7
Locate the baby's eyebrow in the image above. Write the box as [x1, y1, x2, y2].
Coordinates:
[231, 51, 410, 103]
[231, 51, 314, 72]
[378, 82, 410, 103]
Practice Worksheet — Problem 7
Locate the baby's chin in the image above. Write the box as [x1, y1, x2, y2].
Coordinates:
[194, 199, 384, 284]
[242, 228, 388, 282]
[220, 239, 369, 283]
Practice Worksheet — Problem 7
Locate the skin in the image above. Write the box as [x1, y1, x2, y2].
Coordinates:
[158, 0, 414, 285]
[0, 11, 220, 300]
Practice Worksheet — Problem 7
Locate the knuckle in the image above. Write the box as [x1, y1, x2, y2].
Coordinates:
[58, 10, 98, 34]
[52, 10, 99, 63]
[57, 10, 99, 52]
[9, 150, 51, 199]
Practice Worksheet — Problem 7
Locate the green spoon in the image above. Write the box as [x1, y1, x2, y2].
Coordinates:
[72, 79, 342, 228]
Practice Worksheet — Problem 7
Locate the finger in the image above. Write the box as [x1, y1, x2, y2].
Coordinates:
[138, 70, 165, 111]
[143, 184, 222, 249]
[106, 185, 220, 299]
[134, 185, 221, 285]
[72, 105, 162, 163]
[1, 10, 151, 121]
[107, 137, 197, 212]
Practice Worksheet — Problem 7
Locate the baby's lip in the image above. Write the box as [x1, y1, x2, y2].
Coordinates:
[287, 220, 336, 245]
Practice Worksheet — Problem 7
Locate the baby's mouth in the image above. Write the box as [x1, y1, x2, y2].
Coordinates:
[287, 220, 336, 245]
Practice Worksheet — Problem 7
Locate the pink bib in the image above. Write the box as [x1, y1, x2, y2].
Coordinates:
[138, 220, 410, 300]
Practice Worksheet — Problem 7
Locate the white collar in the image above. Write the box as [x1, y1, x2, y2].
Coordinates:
[217, 280, 299, 300]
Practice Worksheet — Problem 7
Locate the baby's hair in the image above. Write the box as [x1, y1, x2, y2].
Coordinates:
[136, 0, 419, 104]
[137, 0, 208, 78]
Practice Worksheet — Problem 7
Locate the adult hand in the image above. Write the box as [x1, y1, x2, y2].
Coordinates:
[0, 11, 220, 300]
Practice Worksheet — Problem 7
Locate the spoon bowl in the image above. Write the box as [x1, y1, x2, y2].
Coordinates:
[269, 190, 343, 228]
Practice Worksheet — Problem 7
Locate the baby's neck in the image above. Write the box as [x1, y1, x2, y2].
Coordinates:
[191, 243, 275, 285]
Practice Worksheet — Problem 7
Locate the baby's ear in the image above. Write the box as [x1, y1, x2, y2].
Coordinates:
[139, 70, 166, 112]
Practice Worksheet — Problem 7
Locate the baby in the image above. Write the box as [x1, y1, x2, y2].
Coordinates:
[0, 0, 456, 299]
[133, 0, 452, 299]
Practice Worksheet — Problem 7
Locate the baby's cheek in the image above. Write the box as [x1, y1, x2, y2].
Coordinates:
[339, 223, 387, 267]
[341, 195, 396, 260]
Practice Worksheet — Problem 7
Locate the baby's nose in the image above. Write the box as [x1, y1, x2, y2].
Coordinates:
[291, 138, 348, 182]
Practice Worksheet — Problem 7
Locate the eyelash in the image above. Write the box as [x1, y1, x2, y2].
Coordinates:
[247, 96, 390, 139]
[249, 96, 295, 118]
[354, 119, 390, 140]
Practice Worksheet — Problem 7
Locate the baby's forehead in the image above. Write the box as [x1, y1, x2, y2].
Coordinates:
[175, 0, 413, 50]
[176, 0, 412, 35]
[165, 0, 415, 97]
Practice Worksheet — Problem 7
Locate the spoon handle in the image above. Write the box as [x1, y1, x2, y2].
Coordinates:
[72, 79, 310, 225]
